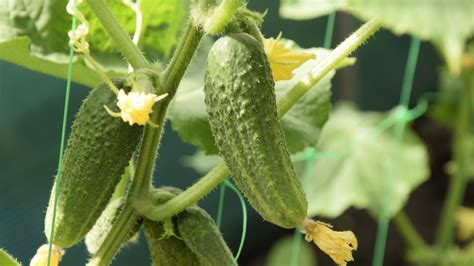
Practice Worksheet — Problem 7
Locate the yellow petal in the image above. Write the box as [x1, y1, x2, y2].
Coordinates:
[30, 244, 64, 266]
[263, 36, 316, 81]
[455, 207, 474, 240]
[301, 218, 358, 266]
[116, 89, 162, 126]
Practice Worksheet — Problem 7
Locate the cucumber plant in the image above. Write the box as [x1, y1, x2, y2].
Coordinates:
[3, 0, 472, 265]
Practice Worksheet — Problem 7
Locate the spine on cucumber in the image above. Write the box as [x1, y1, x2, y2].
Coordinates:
[44, 79, 143, 248]
[204, 33, 307, 229]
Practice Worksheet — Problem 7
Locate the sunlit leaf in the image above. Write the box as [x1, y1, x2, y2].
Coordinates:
[266, 237, 317, 266]
[279, 0, 474, 74]
[302, 103, 430, 218]
[0, 0, 188, 86]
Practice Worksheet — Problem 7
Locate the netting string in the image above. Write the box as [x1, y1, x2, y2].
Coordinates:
[47, 1, 77, 265]
[216, 181, 227, 228]
[372, 37, 421, 266]
[215, 177, 248, 264]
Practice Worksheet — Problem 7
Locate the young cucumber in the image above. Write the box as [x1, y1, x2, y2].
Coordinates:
[144, 188, 234, 266]
[177, 206, 235, 266]
[144, 188, 200, 266]
[144, 217, 199, 266]
[44, 79, 143, 248]
[204, 33, 308, 229]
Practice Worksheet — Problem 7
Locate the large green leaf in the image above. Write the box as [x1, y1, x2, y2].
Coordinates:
[168, 38, 354, 154]
[279, 0, 474, 74]
[266, 237, 317, 266]
[0, 248, 21, 266]
[0, 0, 187, 86]
[302, 103, 429, 218]
[0, 37, 117, 87]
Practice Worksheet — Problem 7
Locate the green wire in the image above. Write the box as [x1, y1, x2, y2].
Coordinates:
[372, 37, 421, 266]
[223, 178, 248, 264]
[47, 1, 77, 265]
[323, 11, 336, 49]
[216, 182, 226, 229]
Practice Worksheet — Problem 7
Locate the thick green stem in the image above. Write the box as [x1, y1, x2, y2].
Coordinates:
[140, 19, 382, 222]
[128, 23, 203, 199]
[393, 211, 426, 250]
[435, 72, 473, 250]
[201, 0, 240, 35]
[86, 0, 150, 69]
[277, 18, 381, 118]
[136, 161, 229, 220]
[87, 22, 203, 266]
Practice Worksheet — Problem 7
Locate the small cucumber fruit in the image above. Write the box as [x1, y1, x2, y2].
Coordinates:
[144, 218, 199, 266]
[177, 206, 235, 266]
[85, 197, 142, 255]
[204, 33, 307, 229]
[44, 79, 143, 248]
[144, 188, 199, 266]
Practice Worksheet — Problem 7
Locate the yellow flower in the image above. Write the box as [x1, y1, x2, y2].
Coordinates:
[30, 244, 64, 266]
[455, 207, 474, 241]
[263, 35, 316, 81]
[116, 89, 162, 126]
[301, 218, 358, 266]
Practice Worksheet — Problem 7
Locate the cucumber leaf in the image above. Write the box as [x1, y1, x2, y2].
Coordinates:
[0, 0, 187, 87]
[279, 0, 474, 74]
[302, 103, 430, 218]
[0, 248, 21, 266]
[0, 37, 115, 88]
[168, 39, 354, 154]
[266, 237, 317, 266]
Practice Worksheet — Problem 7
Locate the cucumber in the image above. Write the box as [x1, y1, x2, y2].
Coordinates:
[204, 33, 307, 229]
[144, 188, 200, 266]
[85, 197, 142, 255]
[44, 79, 143, 248]
[177, 206, 235, 266]
[144, 218, 199, 266]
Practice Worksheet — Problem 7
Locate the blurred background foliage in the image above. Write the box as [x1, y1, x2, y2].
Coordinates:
[1, 0, 473, 265]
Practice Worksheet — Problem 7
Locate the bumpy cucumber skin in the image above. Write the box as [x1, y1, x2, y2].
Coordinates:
[144, 188, 200, 266]
[177, 206, 235, 266]
[85, 197, 142, 254]
[144, 219, 200, 266]
[44, 79, 143, 248]
[204, 33, 308, 229]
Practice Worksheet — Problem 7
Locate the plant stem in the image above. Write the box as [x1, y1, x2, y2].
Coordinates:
[140, 19, 382, 222]
[435, 73, 473, 250]
[86, 0, 150, 69]
[393, 211, 426, 250]
[202, 0, 240, 35]
[277, 18, 381, 118]
[128, 23, 203, 200]
[137, 161, 229, 220]
[88, 22, 203, 265]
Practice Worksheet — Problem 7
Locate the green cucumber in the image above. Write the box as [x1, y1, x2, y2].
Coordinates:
[144, 218, 199, 266]
[144, 188, 200, 266]
[44, 79, 143, 248]
[177, 206, 235, 266]
[204, 33, 307, 229]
